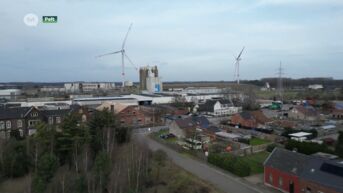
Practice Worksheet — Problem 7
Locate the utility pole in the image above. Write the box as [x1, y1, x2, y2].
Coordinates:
[277, 62, 284, 101]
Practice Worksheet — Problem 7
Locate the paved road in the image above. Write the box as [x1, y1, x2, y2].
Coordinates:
[135, 132, 275, 193]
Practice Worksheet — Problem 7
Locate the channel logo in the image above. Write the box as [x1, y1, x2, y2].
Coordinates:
[23, 13, 39, 27]
[42, 16, 58, 23]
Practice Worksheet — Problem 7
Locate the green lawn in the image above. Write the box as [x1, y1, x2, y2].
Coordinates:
[256, 90, 299, 100]
[240, 151, 270, 174]
[249, 138, 270, 146]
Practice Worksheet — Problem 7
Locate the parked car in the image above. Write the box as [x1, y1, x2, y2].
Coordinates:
[159, 133, 176, 139]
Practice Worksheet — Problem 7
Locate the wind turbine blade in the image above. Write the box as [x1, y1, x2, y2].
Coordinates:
[236, 46, 245, 60]
[96, 50, 122, 58]
[124, 53, 138, 70]
[122, 23, 133, 49]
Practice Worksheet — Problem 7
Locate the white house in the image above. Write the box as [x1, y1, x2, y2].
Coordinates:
[195, 99, 242, 116]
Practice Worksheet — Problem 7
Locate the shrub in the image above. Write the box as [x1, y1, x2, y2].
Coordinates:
[233, 160, 251, 177]
[266, 144, 277, 152]
[153, 150, 168, 167]
[167, 173, 191, 193]
[285, 140, 334, 155]
[208, 153, 251, 177]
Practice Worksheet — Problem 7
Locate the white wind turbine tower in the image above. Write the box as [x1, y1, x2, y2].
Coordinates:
[233, 47, 245, 84]
[96, 23, 137, 87]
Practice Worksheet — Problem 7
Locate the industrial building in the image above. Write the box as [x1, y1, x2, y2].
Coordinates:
[64, 82, 116, 93]
[139, 66, 163, 93]
[139, 66, 158, 90]
[0, 89, 22, 100]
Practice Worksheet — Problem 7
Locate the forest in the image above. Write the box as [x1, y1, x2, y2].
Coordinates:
[0, 110, 219, 193]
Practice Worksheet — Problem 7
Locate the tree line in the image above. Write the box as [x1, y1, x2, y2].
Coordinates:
[0, 109, 153, 193]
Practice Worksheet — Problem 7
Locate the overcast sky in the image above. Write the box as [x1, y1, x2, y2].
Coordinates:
[1, 0, 343, 82]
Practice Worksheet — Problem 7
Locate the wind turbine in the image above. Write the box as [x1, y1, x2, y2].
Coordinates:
[233, 47, 245, 84]
[96, 23, 137, 87]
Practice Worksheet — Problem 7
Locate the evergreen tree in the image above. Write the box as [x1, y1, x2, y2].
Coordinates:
[88, 110, 119, 155]
[2, 139, 30, 177]
[56, 114, 86, 168]
[336, 131, 343, 158]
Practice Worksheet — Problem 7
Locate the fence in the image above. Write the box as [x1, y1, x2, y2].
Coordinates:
[231, 142, 273, 156]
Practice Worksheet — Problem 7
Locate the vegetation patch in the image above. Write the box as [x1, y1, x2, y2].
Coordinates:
[208, 151, 269, 177]
[239, 151, 270, 174]
[249, 138, 270, 146]
[285, 140, 335, 155]
[143, 150, 221, 193]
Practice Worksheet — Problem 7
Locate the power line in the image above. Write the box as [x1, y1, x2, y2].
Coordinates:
[277, 61, 285, 101]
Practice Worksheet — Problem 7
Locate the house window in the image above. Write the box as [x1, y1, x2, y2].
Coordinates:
[56, 117, 61, 124]
[6, 121, 11, 129]
[133, 111, 136, 115]
[278, 177, 283, 187]
[17, 120, 23, 128]
[0, 121, 4, 130]
[28, 120, 39, 127]
[31, 112, 38, 117]
[269, 173, 273, 184]
[48, 117, 53, 125]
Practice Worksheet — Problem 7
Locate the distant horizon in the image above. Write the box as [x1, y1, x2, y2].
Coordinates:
[0, 76, 341, 84]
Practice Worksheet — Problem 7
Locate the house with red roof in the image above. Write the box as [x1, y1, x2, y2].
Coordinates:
[264, 148, 343, 193]
[288, 106, 319, 121]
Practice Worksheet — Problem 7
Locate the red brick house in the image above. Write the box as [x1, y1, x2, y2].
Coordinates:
[264, 148, 306, 193]
[230, 110, 271, 129]
[288, 106, 319, 121]
[202, 126, 221, 141]
[116, 106, 153, 127]
[332, 109, 343, 119]
[158, 105, 189, 116]
[264, 148, 343, 193]
[97, 103, 182, 127]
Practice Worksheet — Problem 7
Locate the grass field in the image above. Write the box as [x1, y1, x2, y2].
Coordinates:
[256, 90, 299, 100]
[240, 151, 270, 174]
[249, 138, 271, 146]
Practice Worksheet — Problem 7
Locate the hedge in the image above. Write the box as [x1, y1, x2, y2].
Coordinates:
[208, 153, 251, 177]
